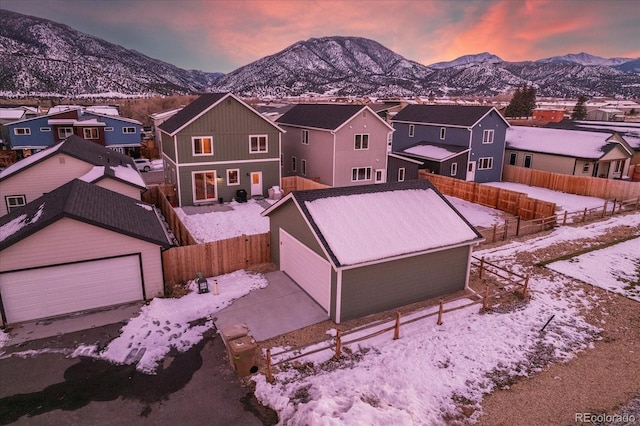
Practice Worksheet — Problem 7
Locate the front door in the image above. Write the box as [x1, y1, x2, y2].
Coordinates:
[466, 161, 476, 181]
[250, 171, 263, 196]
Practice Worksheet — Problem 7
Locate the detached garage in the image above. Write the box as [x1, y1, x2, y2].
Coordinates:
[0, 179, 172, 326]
[263, 180, 483, 323]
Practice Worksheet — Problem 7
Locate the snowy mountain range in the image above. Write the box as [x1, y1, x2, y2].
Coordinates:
[1, 9, 639, 98]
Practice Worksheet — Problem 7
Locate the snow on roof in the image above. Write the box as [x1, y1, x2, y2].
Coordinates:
[111, 164, 146, 187]
[0, 144, 63, 179]
[506, 126, 617, 159]
[0, 108, 26, 120]
[403, 144, 469, 161]
[79, 166, 106, 183]
[0, 203, 44, 242]
[304, 188, 479, 266]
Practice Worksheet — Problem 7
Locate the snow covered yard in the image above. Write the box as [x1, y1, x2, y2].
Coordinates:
[484, 181, 606, 213]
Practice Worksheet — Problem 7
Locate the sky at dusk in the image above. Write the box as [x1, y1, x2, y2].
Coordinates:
[2, 0, 639, 73]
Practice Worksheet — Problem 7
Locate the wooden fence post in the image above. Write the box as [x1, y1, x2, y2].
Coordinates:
[516, 216, 521, 236]
[266, 348, 274, 383]
[582, 207, 587, 222]
[479, 257, 485, 279]
[393, 312, 401, 340]
[492, 224, 497, 243]
[611, 200, 617, 216]
[334, 330, 342, 359]
[503, 219, 509, 240]
[437, 299, 444, 325]
[602, 200, 608, 218]
[522, 276, 529, 299]
[562, 211, 568, 226]
[483, 284, 490, 310]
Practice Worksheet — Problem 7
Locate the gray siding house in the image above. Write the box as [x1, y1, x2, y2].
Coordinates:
[158, 93, 284, 206]
[391, 105, 510, 183]
[276, 104, 394, 187]
[262, 180, 483, 323]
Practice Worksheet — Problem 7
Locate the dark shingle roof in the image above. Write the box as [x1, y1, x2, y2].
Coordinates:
[158, 93, 228, 135]
[276, 104, 365, 130]
[0, 179, 172, 251]
[392, 105, 494, 127]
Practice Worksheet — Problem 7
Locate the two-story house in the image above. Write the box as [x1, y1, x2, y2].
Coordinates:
[391, 105, 510, 183]
[276, 104, 394, 187]
[5, 107, 143, 159]
[158, 93, 284, 206]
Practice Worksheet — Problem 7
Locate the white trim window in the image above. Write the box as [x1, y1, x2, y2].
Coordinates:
[292, 156, 297, 172]
[524, 154, 532, 168]
[374, 169, 385, 183]
[398, 168, 406, 182]
[249, 135, 268, 153]
[354, 134, 369, 150]
[478, 157, 493, 170]
[83, 128, 99, 139]
[6, 195, 26, 213]
[226, 169, 240, 186]
[123, 127, 137, 134]
[301, 129, 309, 145]
[351, 167, 372, 181]
[193, 136, 213, 156]
[509, 152, 517, 165]
[105, 127, 114, 132]
[440, 127, 446, 140]
[408, 124, 415, 137]
[482, 129, 494, 144]
[582, 163, 590, 173]
[40, 127, 51, 132]
[301, 159, 307, 176]
[13, 128, 31, 136]
[58, 127, 73, 139]
[450, 162, 458, 176]
[193, 171, 217, 202]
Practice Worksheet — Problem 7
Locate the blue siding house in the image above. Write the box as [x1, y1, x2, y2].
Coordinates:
[391, 105, 510, 183]
[5, 107, 142, 159]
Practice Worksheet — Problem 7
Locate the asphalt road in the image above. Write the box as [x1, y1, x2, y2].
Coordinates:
[0, 324, 276, 425]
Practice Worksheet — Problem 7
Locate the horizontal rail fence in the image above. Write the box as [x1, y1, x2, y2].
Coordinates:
[281, 176, 330, 196]
[143, 185, 197, 246]
[264, 258, 528, 381]
[419, 171, 556, 220]
[162, 232, 271, 286]
[503, 165, 640, 200]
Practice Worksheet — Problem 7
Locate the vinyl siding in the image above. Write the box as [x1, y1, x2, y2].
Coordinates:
[280, 126, 334, 184]
[95, 178, 142, 199]
[339, 245, 470, 322]
[504, 149, 576, 174]
[386, 155, 421, 182]
[468, 111, 507, 183]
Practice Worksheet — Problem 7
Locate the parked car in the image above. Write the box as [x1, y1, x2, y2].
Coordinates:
[134, 158, 152, 172]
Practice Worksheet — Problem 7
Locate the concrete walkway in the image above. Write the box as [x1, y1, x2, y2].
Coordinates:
[213, 271, 329, 341]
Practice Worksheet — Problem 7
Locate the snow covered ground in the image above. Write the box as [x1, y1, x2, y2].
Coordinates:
[484, 181, 606, 212]
[445, 195, 505, 228]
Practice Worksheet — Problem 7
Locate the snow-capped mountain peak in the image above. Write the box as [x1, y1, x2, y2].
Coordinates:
[428, 53, 504, 69]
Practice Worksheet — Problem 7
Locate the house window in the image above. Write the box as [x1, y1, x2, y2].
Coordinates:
[193, 171, 217, 202]
[408, 125, 415, 137]
[352, 167, 372, 181]
[5, 195, 26, 213]
[301, 159, 307, 176]
[227, 169, 240, 186]
[524, 155, 532, 168]
[249, 135, 268, 153]
[582, 163, 590, 173]
[13, 128, 31, 136]
[398, 168, 406, 182]
[58, 127, 73, 139]
[83, 128, 99, 139]
[280, 153, 284, 168]
[482, 129, 494, 144]
[375, 169, 384, 183]
[478, 157, 493, 170]
[301, 130, 309, 145]
[509, 153, 517, 165]
[123, 127, 137, 134]
[292, 156, 297, 172]
[105, 127, 114, 132]
[440, 127, 446, 140]
[40, 127, 51, 132]
[355, 134, 369, 150]
[614, 160, 622, 173]
[451, 163, 458, 176]
[193, 137, 213, 155]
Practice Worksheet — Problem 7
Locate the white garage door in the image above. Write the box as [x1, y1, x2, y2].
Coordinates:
[280, 229, 331, 312]
[0, 255, 143, 324]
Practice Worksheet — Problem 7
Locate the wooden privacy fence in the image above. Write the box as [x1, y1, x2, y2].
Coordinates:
[162, 232, 271, 286]
[281, 176, 330, 195]
[419, 171, 556, 220]
[143, 185, 196, 246]
[503, 165, 640, 200]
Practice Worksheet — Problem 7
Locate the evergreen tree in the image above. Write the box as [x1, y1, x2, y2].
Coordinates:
[571, 95, 588, 120]
[524, 86, 537, 116]
[505, 87, 523, 117]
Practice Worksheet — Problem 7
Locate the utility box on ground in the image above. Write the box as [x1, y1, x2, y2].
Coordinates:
[228, 335, 258, 377]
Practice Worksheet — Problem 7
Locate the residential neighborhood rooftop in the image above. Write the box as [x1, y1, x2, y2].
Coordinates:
[158, 93, 228, 135]
[275, 104, 367, 130]
[392, 104, 497, 127]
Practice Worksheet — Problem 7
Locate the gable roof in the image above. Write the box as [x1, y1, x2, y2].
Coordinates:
[276, 104, 371, 131]
[0, 135, 138, 183]
[158, 92, 284, 136]
[392, 105, 508, 128]
[506, 126, 634, 159]
[0, 179, 172, 251]
[264, 180, 482, 267]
